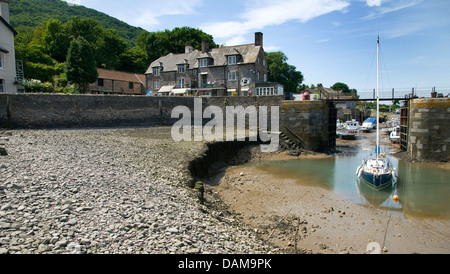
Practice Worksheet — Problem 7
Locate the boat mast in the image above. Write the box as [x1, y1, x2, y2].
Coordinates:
[376, 36, 380, 154]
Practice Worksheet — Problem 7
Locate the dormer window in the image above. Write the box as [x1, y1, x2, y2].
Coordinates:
[199, 58, 208, 68]
[177, 59, 189, 73]
[153, 67, 160, 76]
[228, 55, 237, 65]
[178, 65, 186, 74]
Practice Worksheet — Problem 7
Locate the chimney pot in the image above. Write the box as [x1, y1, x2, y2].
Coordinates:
[201, 40, 209, 53]
[255, 32, 263, 48]
[185, 44, 193, 53]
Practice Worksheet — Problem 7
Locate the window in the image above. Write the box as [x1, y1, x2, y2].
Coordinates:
[199, 58, 208, 68]
[178, 78, 185, 88]
[0, 53, 4, 69]
[0, 79, 4, 92]
[129, 82, 134, 89]
[264, 74, 267, 82]
[257, 71, 260, 81]
[153, 80, 159, 90]
[153, 67, 160, 76]
[98, 78, 104, 86]
[228, 72, 237, 81]
[263, 59, 266, 66]
[228, 55, 237, 65]
[178, 65, 185, 73]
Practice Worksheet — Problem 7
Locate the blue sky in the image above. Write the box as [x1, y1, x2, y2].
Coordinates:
[67, 0, 450, 97]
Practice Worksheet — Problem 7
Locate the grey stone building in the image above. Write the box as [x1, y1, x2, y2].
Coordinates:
[0, 0, 17, 93]
[145, 32, 283, 97]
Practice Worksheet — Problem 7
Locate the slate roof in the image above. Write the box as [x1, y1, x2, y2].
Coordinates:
[145, 44, 262, 75]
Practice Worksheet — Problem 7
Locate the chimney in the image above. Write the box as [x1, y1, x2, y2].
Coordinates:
[201, 40, 209, 53]
[255, 32, 263, 48]
[0, 0, 10, 23]
[185, 44, 193, 54]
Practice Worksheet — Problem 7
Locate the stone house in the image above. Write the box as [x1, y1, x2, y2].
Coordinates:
[145, 32, 283, 97]
[0, 0, 17, 93]
[89, 68, 146, 95]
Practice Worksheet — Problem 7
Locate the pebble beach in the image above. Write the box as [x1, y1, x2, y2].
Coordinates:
[0, 127, 275, 254]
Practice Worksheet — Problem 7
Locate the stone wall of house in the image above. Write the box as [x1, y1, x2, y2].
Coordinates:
[146, 49, 268, 97]
[408, 98, 450, 162]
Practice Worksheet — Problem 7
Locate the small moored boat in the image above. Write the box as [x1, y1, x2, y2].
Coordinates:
[360, 118, 376, 132]
[356, 36, 395, 190]
[337, 119, 359, 139]
[389, 126, 400, 143]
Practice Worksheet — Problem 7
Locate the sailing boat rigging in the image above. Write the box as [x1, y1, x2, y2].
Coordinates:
[356, 36, 396, 190]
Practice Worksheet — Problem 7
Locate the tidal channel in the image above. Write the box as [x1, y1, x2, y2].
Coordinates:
[252, 131, 450, 219]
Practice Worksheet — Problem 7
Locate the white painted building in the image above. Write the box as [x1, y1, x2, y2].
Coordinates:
[0, 0, 17, 93]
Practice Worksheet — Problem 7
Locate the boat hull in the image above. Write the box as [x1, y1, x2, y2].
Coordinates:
[360, 171, 393, 190]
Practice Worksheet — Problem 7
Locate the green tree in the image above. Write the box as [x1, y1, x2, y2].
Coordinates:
[266, 51, 304, 93]
[137, 27, 218, 63]
[42, 19, 70, 62]
[96, 29, 128, 70]
[65, 37, 98, 93]
[118, 48, 148, 73]
[331, 82, 350, 93]
[65, 17, 103, 45]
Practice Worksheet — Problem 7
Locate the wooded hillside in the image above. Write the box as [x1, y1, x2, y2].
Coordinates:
[9, 0, 145, 43]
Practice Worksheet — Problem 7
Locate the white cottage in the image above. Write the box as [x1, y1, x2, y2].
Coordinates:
[0, 0, 17, 93]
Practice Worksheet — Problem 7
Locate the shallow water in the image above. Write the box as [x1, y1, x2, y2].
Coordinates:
[254, 134, 450, 220]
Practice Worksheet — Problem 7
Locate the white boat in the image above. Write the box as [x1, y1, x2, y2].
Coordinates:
[389, 126, 400, 143]
[381, 118, 399, 135]
[356, 36, 395, 190]
[337, 119, 359, 139]
[360, 118, 376, 132]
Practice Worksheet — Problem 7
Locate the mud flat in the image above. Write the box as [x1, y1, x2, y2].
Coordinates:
[204, 146, 450, 254]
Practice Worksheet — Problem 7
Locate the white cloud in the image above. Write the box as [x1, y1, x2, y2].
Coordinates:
[366, 0, 381, 7]
[132, 0, 204, 29]
[80, 0, 204, 30]
[201, 0, 350, 46]
[361, 0, 423, 20]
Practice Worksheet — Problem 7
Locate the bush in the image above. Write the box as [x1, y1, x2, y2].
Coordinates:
[24, 79, 54, 93]
[62, 87, 80, 94]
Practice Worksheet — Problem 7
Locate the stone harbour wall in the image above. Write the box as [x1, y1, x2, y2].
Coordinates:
[0, 93, 332, 153]
[0, 93, 282, 129]
[408, 98, 450, 162]
[281, 100, 331, 152]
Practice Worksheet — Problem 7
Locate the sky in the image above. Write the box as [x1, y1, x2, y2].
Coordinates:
[66, 0, 450, 98]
